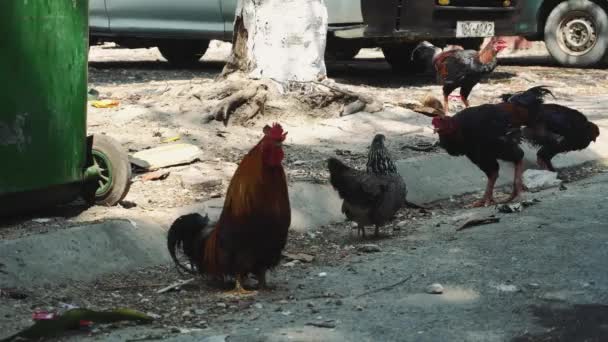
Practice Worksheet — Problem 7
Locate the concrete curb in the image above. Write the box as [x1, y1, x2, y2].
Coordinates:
[0, 219, 171, 287]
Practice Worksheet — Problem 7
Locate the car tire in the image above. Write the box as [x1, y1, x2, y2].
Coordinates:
[382, 43, 421, 74]
[326, 43, 361, 61]
[544, 0, 608, 67]
[157, 39, 210, 66]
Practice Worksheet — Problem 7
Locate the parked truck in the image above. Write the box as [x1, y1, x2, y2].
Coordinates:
[360, 0, 608, 70]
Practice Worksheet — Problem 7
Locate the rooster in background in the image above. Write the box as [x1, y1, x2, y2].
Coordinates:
[414, 37, 508, 115]
[327, 134, 406, 237]
[500, 93, 601, 171]
[432, 86, 553, 207]
[168, 123, 290, 296]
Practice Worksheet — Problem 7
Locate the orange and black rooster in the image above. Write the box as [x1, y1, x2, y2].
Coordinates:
[167, 123, 290, 296]
[431, 37, 508, 114]
[432, 86, 552, 207]
[500, 93, 601, 171]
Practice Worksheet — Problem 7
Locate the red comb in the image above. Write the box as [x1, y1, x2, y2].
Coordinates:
[266, 123, 287, 141]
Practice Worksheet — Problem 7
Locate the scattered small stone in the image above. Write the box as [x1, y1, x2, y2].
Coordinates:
[194, 309, 206, 315]
[357, 244, 381, 253]
[318, 272, 327, 278]
[216, 302, 227, 308]
[282, 260, 299, 267]
[119, 200, 137, 209]
[254, 303, 263, 309]
[355, 305, 364, 311]
[335, 299, 343, 306]
[280, 310, 291, 316]
[521, 198, 541, 207]
[527, 283, 540, 290]
[182, 310, 191, 317]
[307, 302, 315, 308]
[426, 283, 444, 294]
[293, 160, 306, 166]
[306, 320, 336, 329]
[283, 252, 315, 263]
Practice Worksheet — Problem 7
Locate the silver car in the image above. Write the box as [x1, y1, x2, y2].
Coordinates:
[89, 0, 365, 65]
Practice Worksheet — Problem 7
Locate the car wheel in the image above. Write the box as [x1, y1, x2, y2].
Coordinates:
[326, 43, 361, 61]
[381, 43, 421, 74]
[157, 40, 210, 66]
[544, 0, 608, 67]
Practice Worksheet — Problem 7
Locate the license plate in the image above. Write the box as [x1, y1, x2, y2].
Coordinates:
[456, 21, 495, 38]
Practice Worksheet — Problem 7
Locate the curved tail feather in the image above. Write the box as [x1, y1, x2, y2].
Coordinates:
[167, 213, 211, 275]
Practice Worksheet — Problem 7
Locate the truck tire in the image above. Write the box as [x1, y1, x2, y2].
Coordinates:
[83, 134, 132, 206]
[326, 42, 361, 60]
[544, 0, 608, 67]
[382, 43, 421, 74]
[157, 39, 210, 66]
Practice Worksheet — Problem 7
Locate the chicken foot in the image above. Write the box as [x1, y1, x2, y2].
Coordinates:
[503, 160, 524, 203]
[224, 274, 257, 297]
[471, 172, 498, 208]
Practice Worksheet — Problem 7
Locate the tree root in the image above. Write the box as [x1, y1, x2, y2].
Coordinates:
[204, 81, 269, 126]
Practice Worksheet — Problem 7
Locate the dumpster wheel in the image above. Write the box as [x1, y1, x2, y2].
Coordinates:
[83, 134, 132, 206]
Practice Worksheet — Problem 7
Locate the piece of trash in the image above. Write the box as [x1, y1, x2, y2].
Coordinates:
[130, 144, 203, 170]
[498, 203, 522, 213]
[521, 199, 541, 207]
[32, 218, 52, 223]
[156, 278, 195, 294]
[7, 308, 153, 341]
[91, 99, 120, 108]
[141, 170, 170, 182]
[162, 136, 181, 143]
[87, 88, 100, 101]
[523, 169, 562, 191]
[457, 216, 500, 231]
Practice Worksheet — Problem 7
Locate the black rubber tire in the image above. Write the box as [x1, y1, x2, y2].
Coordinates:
[157, 39, 210, 66]
[88, 134, 131, 206]
[382, 43, 422, 74]
[326, 43, 361, 60]
[544, 0, 608, 67]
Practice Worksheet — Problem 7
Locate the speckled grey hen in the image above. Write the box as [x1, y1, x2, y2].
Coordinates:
[327, 134, 407, 238]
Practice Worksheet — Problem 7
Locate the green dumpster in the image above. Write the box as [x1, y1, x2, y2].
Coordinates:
[0, 1, 131, 216]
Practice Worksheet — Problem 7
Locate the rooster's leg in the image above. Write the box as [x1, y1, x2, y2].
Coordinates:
[504, 160, 524, 203]
[471, 172, 498, 207]
[374, 225, 380, 237]
[225, 274, 257, 297]
[256, 271, 272, 290]
[360, 225, 366, 238]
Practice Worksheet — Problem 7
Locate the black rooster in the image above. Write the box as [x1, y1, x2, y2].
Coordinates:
[432, 86, 552, 207]
[327, 134, 406, 237]
[500, 93, 600, 171]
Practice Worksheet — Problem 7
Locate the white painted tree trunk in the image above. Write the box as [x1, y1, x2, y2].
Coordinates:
[224, 0, 328, 83]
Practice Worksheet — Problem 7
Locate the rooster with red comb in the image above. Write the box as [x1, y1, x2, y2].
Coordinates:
[168, 123, 290, 296]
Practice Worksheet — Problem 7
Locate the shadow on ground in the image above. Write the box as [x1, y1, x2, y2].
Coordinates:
[512, 303, 608, 342]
